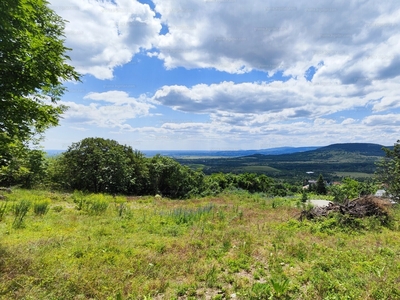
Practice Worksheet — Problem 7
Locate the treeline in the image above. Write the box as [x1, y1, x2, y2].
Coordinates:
[0, 138, 298, 198]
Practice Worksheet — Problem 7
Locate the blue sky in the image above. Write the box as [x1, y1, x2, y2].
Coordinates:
[44, 0, 400, 150]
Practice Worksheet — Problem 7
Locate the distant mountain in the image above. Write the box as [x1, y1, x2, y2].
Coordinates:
[45, 146, 319, 158]
[316, 143, 390, 156]
[244, 143, 389, 161]
[176, 143, 391, 180]
[142, 146, 319, 158]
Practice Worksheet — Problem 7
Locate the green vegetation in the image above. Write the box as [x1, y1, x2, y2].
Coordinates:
[0, 189, 399, 299]
[1, 3, 399, 297]
[376, 140, 400, 201]
[39, 137, 295, 198]
[316, 174, 327, 195]
[177, 143, 387, 183]
[0, 0, 80, 188]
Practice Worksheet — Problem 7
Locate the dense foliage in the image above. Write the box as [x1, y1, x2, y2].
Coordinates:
[0, 0, 79, 186]
[376, 140, 400, 201]
[46, 138, 295, 198]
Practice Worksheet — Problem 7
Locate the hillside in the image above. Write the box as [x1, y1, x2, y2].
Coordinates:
[0, 189, 399, 299]
[177, 143, 390, 181]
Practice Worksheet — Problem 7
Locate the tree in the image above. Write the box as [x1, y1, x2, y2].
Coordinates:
[148, 155, 203, 198]
[316, 174, 327, 195]
[376, 140, 400, 201]
[0, 0, 80, 184]
[56, 138, 136, 194]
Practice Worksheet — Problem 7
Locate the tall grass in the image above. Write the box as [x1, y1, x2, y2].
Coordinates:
[12, 199, 31, 228]
[33, 199, 50, 216]
[0, 201, 7, 221]
[164, 203, 214, 224]
[0, 189, 399, 299]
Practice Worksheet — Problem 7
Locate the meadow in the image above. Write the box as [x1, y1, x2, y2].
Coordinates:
[0, 189, 399, 299]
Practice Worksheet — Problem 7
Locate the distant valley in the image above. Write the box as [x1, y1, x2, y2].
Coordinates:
[46, 146, 319, 158]
[175, 143, 391, 182]
[46, 143, 391, 182]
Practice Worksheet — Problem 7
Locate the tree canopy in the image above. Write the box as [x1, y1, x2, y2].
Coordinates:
[376, 140, 400, 201]
[56, 138, 136, 194]
[316, 174, 327, 195]
[0, 0, 80, 185]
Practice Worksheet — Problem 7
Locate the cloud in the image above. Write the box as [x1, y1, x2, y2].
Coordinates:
[151, 80, 378, 126]
[153, 0, 400, 83]
[49, 0, 161, 79]
[363, 114, 400, 126]
[61, 91, 155, 127]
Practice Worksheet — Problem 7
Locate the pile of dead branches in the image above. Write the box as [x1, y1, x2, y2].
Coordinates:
[299, 195, 392, 221]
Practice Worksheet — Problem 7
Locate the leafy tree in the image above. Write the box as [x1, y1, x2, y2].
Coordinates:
[271, 182, 288, 197]
[316, 174, 327, 195]
[128, 150, 150, 195]
[376, 140, 400, 201]
[56, 138, 136, 194]
[236, 173, 260, 193]
[340, 178, 360, 199]
[329, 178, 377, 203]
[329, 184, 346, 203]
[0, 140, 47, 187]
[148, 155, 203, 198]
[0, 0, 79, 184]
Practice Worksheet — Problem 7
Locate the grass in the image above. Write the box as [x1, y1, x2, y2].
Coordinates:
[0, 189, 399, 299]
[334, 172, 374, 178]
[240, 165, 281, 173]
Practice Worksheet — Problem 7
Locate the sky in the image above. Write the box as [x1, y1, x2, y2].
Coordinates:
[43, 0, 400, 150]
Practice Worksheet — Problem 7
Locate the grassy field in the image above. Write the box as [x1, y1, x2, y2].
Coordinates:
[240, 166, 281, 173]
[333, 172, 374, 179]
[0, 189, 399, 299]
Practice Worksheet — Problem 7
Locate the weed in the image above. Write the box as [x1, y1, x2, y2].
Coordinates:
[52, 205, 63, 212]
[88, 198, 108, 215]
[205, 265, 218, 288]
[12, 199, 31, 228]
[0, 201, 7, 221]
[270, 277, 289, 297]
[116, 203, 126, 217]
[164, 204, 214, 225]
[72, 190, 86, 210]
[33, 199, 50, 216]
[249, 282, 272, 299]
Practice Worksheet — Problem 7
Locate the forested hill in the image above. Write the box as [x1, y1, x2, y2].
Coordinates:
[243, 143, 390, 161]
[176, 143, 391, 181]
[316, 143, 391, 156]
